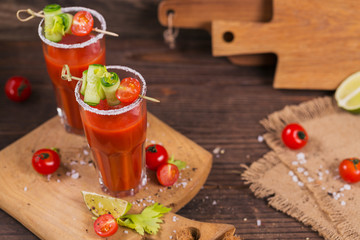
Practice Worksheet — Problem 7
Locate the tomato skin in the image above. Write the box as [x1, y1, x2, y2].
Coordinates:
[281, 123, 308, 149]
[94, 214, 118, 237]
[71, 11, 94, 36]
[5, 76, 31, 102]
[156, 163, 179, 186]
[146, 144, 169, 171]
[116, 77, 141, 104]
[339, 158, 360, 183]
[32, 149, 60, 175]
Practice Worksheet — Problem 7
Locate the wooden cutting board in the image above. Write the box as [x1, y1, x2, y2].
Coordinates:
[0, 113, 235, 239]
[212, 0, 360, 90]
[158, 0, 275, 66]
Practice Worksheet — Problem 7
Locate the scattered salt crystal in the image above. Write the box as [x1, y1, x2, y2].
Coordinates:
[143, 203, 146, 207]
[169, 236, 173, 239]
[297, 167, 304, 173]
[321, 186, 326, 190]
[80, 160, 86, 165]
[325, 170, 330, 175]
[296, 152, 305, 160]
[71, 172, 80, 179]
[66, 171, 71, 176]
[292, 175, 298, 182]
[213, 147, 221, 154]
[334, 175, 340, 180]
[318, 172, 323, 177]
[307, 177, 314, 183]
[344, 184, 351, 190]
[70, 160, 77, 165]
[243, 218, 248, 221]
[212, 200, 217, 205]
[147, 122, 150, 127]
[173, 230, 176, 233]
[57, 179, 61, 183]
[83, 149, 89, 155]
[257, 135, 264, 142]
[24, 186, 28, 192]
[292, 161, 299, 166]
[319, 165, 323, 169]
[299, 159, 307, 165]
[172, 216, 178, 222]
[257, 219, 261, 227]
[304, 171, 309, 176]
[205, 196, 209, 199]
[150, 140, 156, 144]
[47, 174, 52, 181]
[341, 201, 346, 206]
[288, 171, 294, 176]
[298, 182, 304, 187]
[124, 230, 128, 234]
[220, 149, 225, 154]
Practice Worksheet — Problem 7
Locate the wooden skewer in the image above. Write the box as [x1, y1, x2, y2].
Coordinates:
[16, 9, 118, 37]
[61, 65, 160, 103]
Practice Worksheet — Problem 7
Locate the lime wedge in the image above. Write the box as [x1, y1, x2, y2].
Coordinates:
[335, 71, 360, 113]
[81, 191, 131, 218]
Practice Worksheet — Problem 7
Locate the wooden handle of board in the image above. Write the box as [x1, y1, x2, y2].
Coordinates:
[158, 0, 272, 31]
[212, 20, 280, 57]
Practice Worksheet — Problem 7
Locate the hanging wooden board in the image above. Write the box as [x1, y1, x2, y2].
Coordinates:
[158, 0, 275, 66]
[0, 113, 234, 239]
[212, 0, 360, 89]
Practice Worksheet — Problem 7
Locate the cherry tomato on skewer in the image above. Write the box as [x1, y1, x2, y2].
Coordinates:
[5, 76, 31, 102]
[156, 163, 179, 186]
[146, 144, 169, 171]
[116, 77, 141, 104]
[94, 214, 118, 237]
[281, 123, 308, 150]
[339, 158, 360, 183]
[32, 149, 60, 175]
[71, 11, 94, 36]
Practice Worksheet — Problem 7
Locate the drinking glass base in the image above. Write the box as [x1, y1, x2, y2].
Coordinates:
[57, 107, 84, 135]
[99, 174, 147, 197]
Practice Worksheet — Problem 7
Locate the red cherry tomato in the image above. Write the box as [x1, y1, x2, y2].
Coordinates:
[156, 163, 179, 186]
[71, 11, 94, 36]
[32, 149, 60, 175]
[5, 76, 31, 102]
[116, 77, 141, 104]
[339, 158, 360, 183]
[281, 123, 308, 149]
[94, 214, 118, 237]
[146, 144, 169, 171]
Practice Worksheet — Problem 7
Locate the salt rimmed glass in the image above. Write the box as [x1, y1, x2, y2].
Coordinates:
[75, 66, 147, 197]
[39, 6, 106, 135]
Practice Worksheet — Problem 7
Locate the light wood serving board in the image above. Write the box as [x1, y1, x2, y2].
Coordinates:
[212, 0, 360, 90]
[0, 113, 235, 239]
[158, 0, 275, 66]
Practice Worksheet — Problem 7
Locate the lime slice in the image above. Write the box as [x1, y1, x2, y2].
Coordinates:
[81, 191, 131, 218]
[335, 71, 360, 113]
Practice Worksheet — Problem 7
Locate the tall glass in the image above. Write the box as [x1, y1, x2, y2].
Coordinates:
[39, 7, 106, 135]
[75, 66, 147, 197]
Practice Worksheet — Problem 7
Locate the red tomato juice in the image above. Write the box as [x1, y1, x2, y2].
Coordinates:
[42, 34, 105, 134]
[80, 100, 147, 195]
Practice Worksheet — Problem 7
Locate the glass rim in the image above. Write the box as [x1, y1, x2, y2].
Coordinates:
[38, 6, 106, 49]
[75, 65, 147, 116]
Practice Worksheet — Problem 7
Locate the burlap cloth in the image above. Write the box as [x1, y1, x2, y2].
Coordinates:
[242, 96, 360, 240]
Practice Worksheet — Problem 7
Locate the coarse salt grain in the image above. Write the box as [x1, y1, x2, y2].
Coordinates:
[57, 179, 61, 183]
[257, 135, 264, 142]
[124, 230, 128, 234]
[344, 184, 351, 190]
[80, 160, 86, 165]
[297, 167, 304, 173]
[292, 161, 299, 166]
[341, 201, 346, 206]
[24, 186, 28, 192]
[83, 149, 89, 155]
[213, 147, 221, 154]
[298, 181, 304, 187]
[172, 216, 178, 222]
[212, 200, 217, 205]
[307, 177, 314, 183]
[304, 171, 309, 176]
[297, 152, 305, 160]
[257, 219, 261, 227]
[292, 175, 298, 182]
[169, 236, 173, 239]
[71, 172, 80, 179]
[288, 171, 294, 176]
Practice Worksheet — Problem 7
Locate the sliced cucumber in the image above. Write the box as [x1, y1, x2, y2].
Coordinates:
[97, 80, 106, 100]
[83, 65, 107, 106]
[59, 13, 73, 34]
[101, 72, 120, 106]
[80, 70, 88, 95]
[43, 4, 63, 42]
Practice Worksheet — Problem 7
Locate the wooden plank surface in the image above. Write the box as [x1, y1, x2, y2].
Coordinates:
[212, 0, 360, 90]
[0, 0, 332, 239]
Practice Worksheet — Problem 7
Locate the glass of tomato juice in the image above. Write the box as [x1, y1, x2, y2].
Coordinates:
[75, 66, 147, 197]
[38, 7, 106, 135]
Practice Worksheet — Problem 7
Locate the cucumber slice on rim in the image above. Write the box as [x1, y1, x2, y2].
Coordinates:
[80, 70, 88, 95]
[43, 4, 64, 42]
[83, 65, 107, 106]
[97, 80, 106, 100]
[59, 13, 73, 34]
[101, 72, 121, 106]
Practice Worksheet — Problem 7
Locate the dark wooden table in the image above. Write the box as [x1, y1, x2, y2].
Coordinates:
[0, 1, 330, 239]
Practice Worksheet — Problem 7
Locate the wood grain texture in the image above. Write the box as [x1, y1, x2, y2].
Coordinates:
[0, 0, 333, 239]
[212, 0, 360, 90]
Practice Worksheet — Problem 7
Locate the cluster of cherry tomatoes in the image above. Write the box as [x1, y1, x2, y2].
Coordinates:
[145, 144, 179, 186]
[281, 123, 360, 184]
